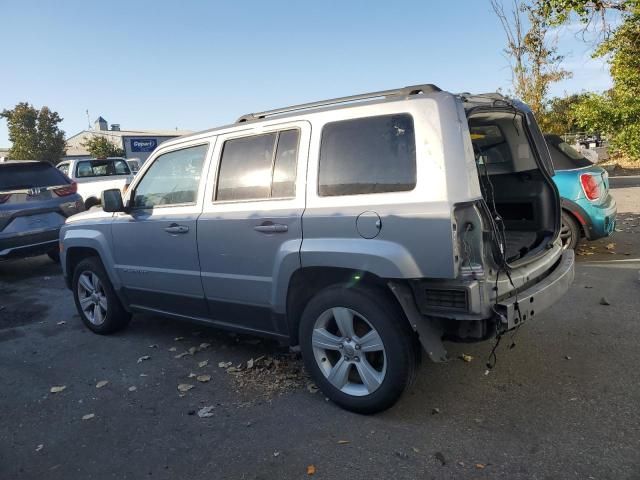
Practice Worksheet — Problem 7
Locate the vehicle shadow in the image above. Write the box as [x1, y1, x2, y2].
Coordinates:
[0, 255, 61, 281]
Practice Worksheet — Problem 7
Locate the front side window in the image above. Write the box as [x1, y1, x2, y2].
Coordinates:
[318, 114, 416, 196]
[76, 159, 131, 178]
[216, 129, 299, 202]
[133, 144, 208, 208]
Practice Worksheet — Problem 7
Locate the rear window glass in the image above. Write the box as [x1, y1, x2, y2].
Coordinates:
[76, 159, 131, 177]
[544, 135, 592, 170]
[0, 163, 69, 190]
[318, 114, 416, 196]
[470, 125, 510, 165]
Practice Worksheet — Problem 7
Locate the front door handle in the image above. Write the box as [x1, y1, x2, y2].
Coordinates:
[254, 223, 288, 234]
[164, 223, 189, 234]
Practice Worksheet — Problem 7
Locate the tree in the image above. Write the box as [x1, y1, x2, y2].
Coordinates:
[539, 93, 590, 133]
[543, 0, 640, 159]
[0, 102, 66, 163]
[81, 135, 125, 158]
[491, 0, 572, 118]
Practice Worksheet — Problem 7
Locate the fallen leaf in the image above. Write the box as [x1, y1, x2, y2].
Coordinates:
[307, 465, 316, 476]
[56, 321, 66, 326]
[197, 406, 214, 418]
[168, 347, 177, 352]
[218, 361, 232, 368]
[599, 297, 611, 306]
[96, 380, 108, 389]
[177, 383, 194, 393]
[174, 352, 190, 359]
[198, 343, 211, 351]
[137, 355, 150, 363]
[460, 354, 473, 363]
[82, 413, 95, 421]
[198, 360, 208, 368]
[128, 386, 137, 392]
[196, 374, 211, 383]
[475, 463, 486, 469]
[247, 358, 254, 369]
[188, 372, 197, 378]
[273, 451, 280, 457]
[174, 337, 184, 341]
[337, 440, 350, 445]
[50, 386, 66, 393]
[148, 344, 158, 349]
[606, 243, 615, 250]
[188, 346, 197, 355]
[307, 383, 319, 393]
[412, 447, 420, 453]
[35, 444, 44, 452]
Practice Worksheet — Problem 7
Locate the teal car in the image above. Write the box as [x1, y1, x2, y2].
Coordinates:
[545, 134, 617, 249]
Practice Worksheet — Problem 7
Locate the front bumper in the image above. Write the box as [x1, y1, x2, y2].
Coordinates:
[495, 249, 575, 331]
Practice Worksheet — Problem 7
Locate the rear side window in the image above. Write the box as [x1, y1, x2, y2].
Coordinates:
[76, 159, 131, 178]
[133, 144, 208, 208]
[216, 129, 299, 201]
[0, 163, 69, 190]
[318, 114, 416, 196]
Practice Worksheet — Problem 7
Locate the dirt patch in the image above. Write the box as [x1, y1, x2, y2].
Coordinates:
[224, 353, 315, 399]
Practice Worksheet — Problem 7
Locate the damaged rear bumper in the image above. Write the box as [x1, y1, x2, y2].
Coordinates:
[495, 249, 575, 331]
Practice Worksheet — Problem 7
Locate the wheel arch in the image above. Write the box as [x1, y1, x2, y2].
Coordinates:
[284, 266, 403, 346]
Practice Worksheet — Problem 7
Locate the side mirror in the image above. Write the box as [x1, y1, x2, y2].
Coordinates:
[102, 189, 125, 212]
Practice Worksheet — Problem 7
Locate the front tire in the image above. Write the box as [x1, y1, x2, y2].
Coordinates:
[299, 285, 418, 414]
[72, 257, 131, 334]
[560, 211, 580, 250]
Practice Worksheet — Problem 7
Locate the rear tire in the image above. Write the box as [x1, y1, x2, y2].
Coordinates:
[299, 285, 418, 414]
[561, 211, 580, 250]
[72, 257, 131, 334]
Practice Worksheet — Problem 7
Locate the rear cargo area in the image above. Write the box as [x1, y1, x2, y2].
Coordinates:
[467, 109, 558, 264]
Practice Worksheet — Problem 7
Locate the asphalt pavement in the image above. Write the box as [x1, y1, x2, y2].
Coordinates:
[1, 188, 639, 480]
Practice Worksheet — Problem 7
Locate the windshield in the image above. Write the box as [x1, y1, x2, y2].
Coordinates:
[76, 159, 131, 178]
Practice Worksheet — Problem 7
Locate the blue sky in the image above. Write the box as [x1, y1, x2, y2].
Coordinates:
[0, 0, 612, 146]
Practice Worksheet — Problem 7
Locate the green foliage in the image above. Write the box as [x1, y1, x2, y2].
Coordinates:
[0, 102, 66, 163]
[81, 136, 125, 158]
[536, 0, 640, 160]
[539, 93, 589, 133]
[575, 5, 640, 159]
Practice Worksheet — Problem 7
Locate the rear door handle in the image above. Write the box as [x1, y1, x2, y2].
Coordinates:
[164, 223, 189, 234]
[254, 223, 288, 233]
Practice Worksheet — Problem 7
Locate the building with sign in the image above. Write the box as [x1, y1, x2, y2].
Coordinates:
[64, 116, 191, 163]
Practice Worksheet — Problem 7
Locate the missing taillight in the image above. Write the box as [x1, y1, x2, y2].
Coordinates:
[53, 181, 78, 197]
[580, 174, 600, 201]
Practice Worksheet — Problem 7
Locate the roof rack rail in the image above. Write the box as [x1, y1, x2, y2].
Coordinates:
[236, 84, 442, 123]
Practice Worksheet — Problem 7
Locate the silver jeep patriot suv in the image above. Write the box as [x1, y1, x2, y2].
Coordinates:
[60, 85, 575, 413]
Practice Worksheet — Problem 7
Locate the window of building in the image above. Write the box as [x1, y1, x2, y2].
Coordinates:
[133, 144, 208, 208]
[216, 129, 299, 202]
[318, 114, 416, 196]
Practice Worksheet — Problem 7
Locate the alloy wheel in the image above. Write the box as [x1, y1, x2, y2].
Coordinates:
[77, 271, 108, 325]
[311, 307, 387, 396]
